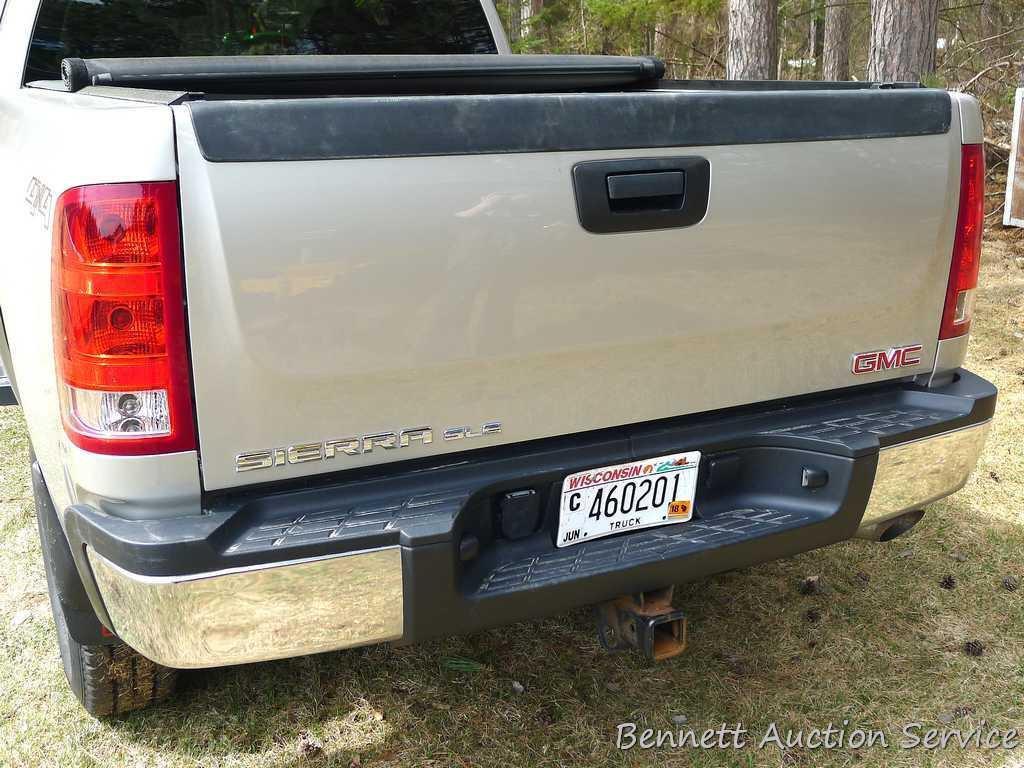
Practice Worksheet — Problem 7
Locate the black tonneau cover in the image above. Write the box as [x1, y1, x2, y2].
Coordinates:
[60, 55, 666, 96]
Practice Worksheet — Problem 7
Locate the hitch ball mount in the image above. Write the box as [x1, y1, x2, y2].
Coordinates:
[596, 586, 687, 662]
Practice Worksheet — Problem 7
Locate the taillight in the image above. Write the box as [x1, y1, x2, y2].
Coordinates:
[939, 144, 985, 340]
[52, 182, 196, 455]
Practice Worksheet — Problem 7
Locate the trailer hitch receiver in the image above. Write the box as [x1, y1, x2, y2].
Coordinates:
[596, 586, 687, 662]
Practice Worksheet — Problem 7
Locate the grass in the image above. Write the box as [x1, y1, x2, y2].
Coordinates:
[1, 231, 1022, 768]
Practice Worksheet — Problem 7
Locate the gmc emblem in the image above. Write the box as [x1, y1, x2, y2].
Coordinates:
[851, 344, 924, 375]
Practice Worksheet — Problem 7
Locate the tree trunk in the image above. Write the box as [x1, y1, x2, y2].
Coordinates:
[809, 13, 824, 76]
[655, 13, 683, 76]
[981, 0, 1000, 41]
[866, 0, 939, 83]
[727, 0, 778, 80]
[822, 1, 851, 80]
[981, 0, 1006, 59]
[522, 0, 542, 36]
[506, 0, 522, 43]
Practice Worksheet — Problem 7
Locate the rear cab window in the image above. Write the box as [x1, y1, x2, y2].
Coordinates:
[25, 0, 498, 83]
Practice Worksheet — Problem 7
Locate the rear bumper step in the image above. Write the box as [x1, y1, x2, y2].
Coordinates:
[67, 370, 995, 669]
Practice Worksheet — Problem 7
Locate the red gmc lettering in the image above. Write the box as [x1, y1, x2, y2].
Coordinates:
[877, 349, 902, 370]
[851, 344, 923, 375]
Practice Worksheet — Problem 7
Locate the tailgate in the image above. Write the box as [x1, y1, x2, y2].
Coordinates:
[172, 87, 961, 491]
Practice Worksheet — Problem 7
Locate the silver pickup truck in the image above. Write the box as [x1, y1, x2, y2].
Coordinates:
[0, 0, 997, 716]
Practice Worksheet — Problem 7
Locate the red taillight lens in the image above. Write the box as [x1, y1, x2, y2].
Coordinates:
[939, 144, 985, 340]
[52, 182, 196, 455]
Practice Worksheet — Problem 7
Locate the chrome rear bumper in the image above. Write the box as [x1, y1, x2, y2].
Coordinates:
[856, 421, 991, 538]
[89, 548, 403, 669]
[74, 370, 995, 669]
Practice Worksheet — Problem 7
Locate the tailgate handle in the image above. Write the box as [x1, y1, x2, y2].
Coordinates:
[607, 171, 685, 206]
[573, 157, 710, 234]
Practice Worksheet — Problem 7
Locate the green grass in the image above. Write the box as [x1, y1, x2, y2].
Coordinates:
[0, 233, 1022, 767]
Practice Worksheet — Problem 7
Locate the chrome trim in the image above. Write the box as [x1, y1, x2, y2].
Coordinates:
[88, 546, 404, 669]
[859, 421, 991, 534]
[235, 423, 502, 472]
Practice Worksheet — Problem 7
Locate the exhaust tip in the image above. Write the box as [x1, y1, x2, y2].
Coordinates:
[877, 510, 926, 542]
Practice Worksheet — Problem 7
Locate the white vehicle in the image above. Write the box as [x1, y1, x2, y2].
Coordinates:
[0, 0, 996, 716]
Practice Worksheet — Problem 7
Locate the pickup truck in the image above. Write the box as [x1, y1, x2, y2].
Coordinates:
[0, 0, 997, 716]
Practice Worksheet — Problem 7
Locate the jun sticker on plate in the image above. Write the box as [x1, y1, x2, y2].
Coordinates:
[556, 451, 700, 547]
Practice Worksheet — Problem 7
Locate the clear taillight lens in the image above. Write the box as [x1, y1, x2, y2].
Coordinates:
[64, 388, 171, 438]
[939, 144, 985, 340]
[52, 182, 196, 455]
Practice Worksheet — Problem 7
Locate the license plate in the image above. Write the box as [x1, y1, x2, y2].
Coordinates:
[556, 451, 700, 547]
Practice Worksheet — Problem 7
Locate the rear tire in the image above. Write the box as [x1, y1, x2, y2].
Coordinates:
[33, 460, 178, 716]
[47, 578, 178, 716]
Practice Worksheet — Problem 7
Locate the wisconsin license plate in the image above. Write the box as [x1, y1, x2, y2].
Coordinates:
[556, 451, 700, 547]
